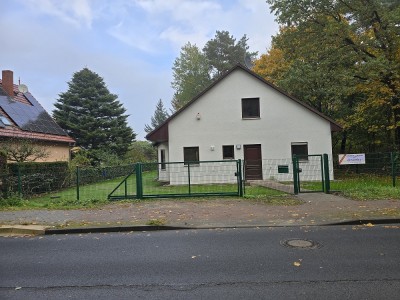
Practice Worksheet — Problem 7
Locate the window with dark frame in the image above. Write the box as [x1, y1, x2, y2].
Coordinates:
[242, 98, 260, 118]
[291, 142, 309, 161]
[160, 149, 166, 170]
[222, 145, 234, 159]
[183, 147, 199, 165]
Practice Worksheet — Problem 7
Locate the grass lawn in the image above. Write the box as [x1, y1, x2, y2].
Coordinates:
[0, 171, 299, 210]
[301, 174, 400, 200]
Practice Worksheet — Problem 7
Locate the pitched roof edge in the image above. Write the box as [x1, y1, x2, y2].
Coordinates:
[146, 64, 342, 142]
[0, 128, 75, 143]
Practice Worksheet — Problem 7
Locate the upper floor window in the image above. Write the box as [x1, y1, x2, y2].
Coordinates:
[242, 98, 260, 118]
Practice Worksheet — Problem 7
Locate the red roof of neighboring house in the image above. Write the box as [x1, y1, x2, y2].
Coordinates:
[0, 76, 75, 144]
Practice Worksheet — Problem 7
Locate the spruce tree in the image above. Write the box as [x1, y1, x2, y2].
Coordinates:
[53, 68, 135, 157]
[144, 99, 170, 133]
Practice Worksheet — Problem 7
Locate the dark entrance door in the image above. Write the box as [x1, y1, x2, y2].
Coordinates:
[244, 144, 262, 180]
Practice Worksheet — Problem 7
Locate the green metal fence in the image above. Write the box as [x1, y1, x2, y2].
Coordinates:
[108, 160, 243, 200]
[2, 152, 399, 203]
[334, 152, 399, 187]
[0, 163, 136, 201]
[292, 154, 330, 194]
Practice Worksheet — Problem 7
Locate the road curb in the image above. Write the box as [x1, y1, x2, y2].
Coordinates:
[324, 218, 400, 226]
[45, 225, 191, 235]
[0, 225, 47, 236]
[2, 218, 400, 236]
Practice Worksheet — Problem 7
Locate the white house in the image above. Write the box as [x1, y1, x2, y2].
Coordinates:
[146, 64, 341, 185]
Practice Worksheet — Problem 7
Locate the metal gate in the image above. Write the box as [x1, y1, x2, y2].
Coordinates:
[292, 154, 330, 194]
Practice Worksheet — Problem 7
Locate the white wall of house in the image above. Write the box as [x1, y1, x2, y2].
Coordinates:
[157, 143, 170, 182]
[161, 68, 335, 184]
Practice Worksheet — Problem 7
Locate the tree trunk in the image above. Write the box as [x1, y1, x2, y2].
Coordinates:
[340, 131, 347, 154]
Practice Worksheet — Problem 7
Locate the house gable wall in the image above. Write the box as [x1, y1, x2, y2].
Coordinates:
[0, 139, 71, 162]
[167, 68, 333, 164]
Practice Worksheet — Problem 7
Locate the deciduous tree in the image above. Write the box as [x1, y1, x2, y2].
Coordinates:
[264, 0, 400, 152]
[171, 43, 211, 111]
[171, 31, 258, 111]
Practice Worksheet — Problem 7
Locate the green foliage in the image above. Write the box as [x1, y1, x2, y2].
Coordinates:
[171, 31, 257, 111]
[0, 192, 22, 207]
[125, 141, 157, 163]
[144, 99, 170, 133]
[262, 0, 400, 153]
[69, 151, 91, 168]
[87, 149, 128, 167]
[171, 42, 211, 111]
[302, 175, 400, 201]
[5, 162, 70, 197]
[53, 68, 135, 157]
[203, 30, 257, 78]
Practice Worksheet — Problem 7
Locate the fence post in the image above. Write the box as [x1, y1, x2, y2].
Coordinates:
[76, 166, 80, 201]
[135, 163, 143, 199]
[124, 178, 128, 199]
[391, 152, 396, 187]
[292, 156, 299, 195]
[187, 163, 191, 195]
[237, 159, 243, 197]
[17, 163, 22, 198]
[323, 154, 330, 194]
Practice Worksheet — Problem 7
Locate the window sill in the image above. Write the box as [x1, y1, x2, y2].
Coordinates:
[242, 117, 260, 120]
[184, 163, 200, 167]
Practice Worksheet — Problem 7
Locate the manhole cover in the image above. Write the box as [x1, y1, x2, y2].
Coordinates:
[281, 239, 321, 249]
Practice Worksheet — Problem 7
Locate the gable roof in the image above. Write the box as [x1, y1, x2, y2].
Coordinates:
[0, 79, 75, 144]
[146, 64, 342, 143]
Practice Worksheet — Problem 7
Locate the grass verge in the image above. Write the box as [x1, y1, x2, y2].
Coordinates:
[301, 175, 400, 201]
[0, 182, 299, 210]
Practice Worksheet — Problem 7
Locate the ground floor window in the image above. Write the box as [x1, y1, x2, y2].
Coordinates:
[184, 147, 199, 165]
[222, 145, 234, 159]
[160, 149, 166, 170]
[291, 142, 308, 161]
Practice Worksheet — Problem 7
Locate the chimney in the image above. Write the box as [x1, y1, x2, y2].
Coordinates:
[2, 70, 14, 97]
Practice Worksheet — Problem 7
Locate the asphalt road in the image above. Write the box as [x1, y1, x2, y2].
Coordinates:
[1, 225, 400, 299]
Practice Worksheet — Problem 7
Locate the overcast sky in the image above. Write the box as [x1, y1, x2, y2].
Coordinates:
[1, 0, 279, 140]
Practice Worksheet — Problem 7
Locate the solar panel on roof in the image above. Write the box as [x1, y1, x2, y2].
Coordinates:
[0, 93, 68, 136]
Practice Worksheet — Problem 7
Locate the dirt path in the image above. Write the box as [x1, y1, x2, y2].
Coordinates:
[0, 193, 399, 228]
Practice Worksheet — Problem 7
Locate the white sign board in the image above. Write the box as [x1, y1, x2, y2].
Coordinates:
[338, 154, 366, 165]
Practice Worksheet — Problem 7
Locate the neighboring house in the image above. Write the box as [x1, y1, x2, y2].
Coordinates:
[147, 64, 342, 185]
[0, 70, 75, 162]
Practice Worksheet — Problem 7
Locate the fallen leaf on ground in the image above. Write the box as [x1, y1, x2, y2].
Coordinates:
[293, 262, 301, 267]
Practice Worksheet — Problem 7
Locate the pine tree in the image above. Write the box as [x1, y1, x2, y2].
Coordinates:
[53, 68, 135, 157]
[144, 99, 170, 133]
[203, 30, 258, 78]
[170, 31, 257, 111]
